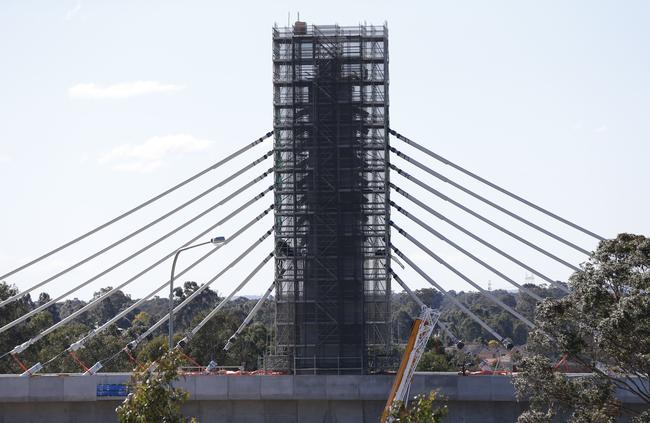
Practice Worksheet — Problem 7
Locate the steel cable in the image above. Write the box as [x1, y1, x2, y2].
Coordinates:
[390, 146, 592, 256]
[0, 150, 273, 308]
[390, 246, 508, 343]
[0, 131, 273, 281]
[0, 174, 273, 335]
[34, 207, 274, 366]
[389, 129, 605, 241]
[391, 183, 570, 293]
[390, 164, 580, 272]
[391, 221, 536, 328]
[392, 201, 543, 301]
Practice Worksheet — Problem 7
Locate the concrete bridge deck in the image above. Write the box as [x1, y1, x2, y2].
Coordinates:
[0, 372, 645, 423]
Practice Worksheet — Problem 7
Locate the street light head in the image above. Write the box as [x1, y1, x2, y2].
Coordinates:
[211, 236, 226, 244]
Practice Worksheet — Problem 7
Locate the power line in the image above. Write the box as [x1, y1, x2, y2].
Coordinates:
[389, 129, 605, 241]
[391, 183, 570, 293]
[0, 132, 273, 281]
[390, 147, 592, 256]
[390, 163, 580, 272]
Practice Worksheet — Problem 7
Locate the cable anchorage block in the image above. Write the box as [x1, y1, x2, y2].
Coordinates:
[145, 361, 158, 374]
[10, 341, 31, 355]
[223, 336, 236, 351]
[68, 340, 85, 352]
[83, 361, 103, 375]
[176, 334, 190, 350]
[502, 338, 514, 350]
[205, 360, 219, 373]
[20, 362, 43, 377]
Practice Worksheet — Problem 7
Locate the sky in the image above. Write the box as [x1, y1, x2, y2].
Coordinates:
[0, 1, 649, 305]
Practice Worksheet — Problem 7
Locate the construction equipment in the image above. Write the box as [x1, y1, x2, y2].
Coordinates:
[380, 307, 440, 423]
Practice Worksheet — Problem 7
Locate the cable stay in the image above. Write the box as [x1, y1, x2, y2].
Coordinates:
[177, 253, 273, 349]
[0, 176, 273, 336]
[54, 194, 272, 350]
[389, 129, 605, 241]
[6, 201, 274, 357]
[0, 152, 273, 309]
[18, 204, 275, 361]
[91, 261, 274, 377]
[392, 202, 543, 301]
[390, 247, 511, 347]
[126, 226, 274, 351]
[391, 270, 428, 310]
[224, 281, 275, 351]
[391, 184, 570, 293]
[436, 319, 461, 347]
[390, 164, 580, 272]
[391, 222, 535, 329]
[29, 207, 274, 369]
[390, 270, 464, 349]
[0, 131, 273, 282]
[394, 245, 508, 350]
[92, 256, 273, 377]
[390, 147, 592, 256]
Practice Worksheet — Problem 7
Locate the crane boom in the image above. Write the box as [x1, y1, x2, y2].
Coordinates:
[380, 307, 440, 423]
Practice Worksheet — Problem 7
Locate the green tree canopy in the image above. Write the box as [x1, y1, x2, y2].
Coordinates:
[514, 233, 650, 423]
[116, 349, 197, 423]
[389, 391, 448, 423]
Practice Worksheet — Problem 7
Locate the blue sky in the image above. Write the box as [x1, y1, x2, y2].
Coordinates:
[0, 0, 648, 303]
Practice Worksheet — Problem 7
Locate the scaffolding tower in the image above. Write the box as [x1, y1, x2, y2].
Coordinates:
[272, 22, 391, 374]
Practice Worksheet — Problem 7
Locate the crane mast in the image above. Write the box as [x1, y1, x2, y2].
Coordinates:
[380, 307, 440, 423]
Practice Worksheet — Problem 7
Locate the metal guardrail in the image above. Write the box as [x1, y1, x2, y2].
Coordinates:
[179, 365, 244, 374]
[293, 355, 365, 375]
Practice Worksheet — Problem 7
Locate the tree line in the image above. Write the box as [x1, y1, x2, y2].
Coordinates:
[0, 275, 565, 374]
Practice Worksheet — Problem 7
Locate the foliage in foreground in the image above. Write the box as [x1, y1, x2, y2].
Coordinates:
[514, 233, 650, 423]
[116, 349, 197, 423]
[389, 391, 448, 422]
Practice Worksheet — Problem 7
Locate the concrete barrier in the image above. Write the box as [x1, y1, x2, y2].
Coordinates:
[0, 373, 646, 423]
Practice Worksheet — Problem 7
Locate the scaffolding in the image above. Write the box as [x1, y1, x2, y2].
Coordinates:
[271, 22, 391, 374]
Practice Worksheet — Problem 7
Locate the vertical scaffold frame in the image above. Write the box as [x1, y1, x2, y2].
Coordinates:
[272, 22, 391, 374]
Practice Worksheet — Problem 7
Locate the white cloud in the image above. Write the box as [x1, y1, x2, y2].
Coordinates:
[111, 161, 164, 174]
[65, 1, 82, 21]
[68, 81, 185, 99]
[99, 134, 213, 173]
[0, 154, 11, 163]
[78, 152, 90, 164]
[594, 125, 608, 133]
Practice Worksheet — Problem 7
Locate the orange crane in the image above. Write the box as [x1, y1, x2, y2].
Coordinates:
[380, 306, 440, 423]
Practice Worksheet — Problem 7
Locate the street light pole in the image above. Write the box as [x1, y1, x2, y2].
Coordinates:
[169, 236, 226, 350]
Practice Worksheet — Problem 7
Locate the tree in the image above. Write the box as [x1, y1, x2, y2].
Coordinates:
[184, 310, 268, 369]
[0, 282, 41, 373]
[417, 351, 454, 372]
[514, 233, 650, 423]
[227, 322, 268, 370]
[389, 391, 448, 422]
[116, 349, 197, 423]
